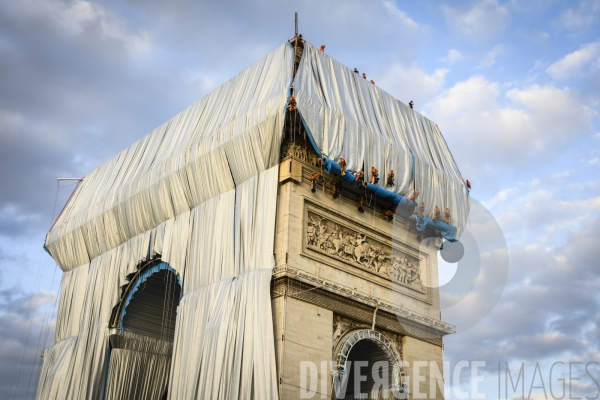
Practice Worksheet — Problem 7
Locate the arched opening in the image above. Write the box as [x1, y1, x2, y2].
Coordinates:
[120, 266, 181, 341]
[333, 330, 405, 400]
[345, 339, 394, 398]
[104, 261, 182, 400]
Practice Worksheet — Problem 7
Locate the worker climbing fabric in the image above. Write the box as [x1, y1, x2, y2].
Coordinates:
[293, 43, 470, 237]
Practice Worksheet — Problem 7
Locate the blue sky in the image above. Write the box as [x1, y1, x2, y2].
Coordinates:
[0, 0, 599, 398]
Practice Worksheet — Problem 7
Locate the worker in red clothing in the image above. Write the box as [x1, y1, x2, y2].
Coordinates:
[386, 170, 394, 187]
[310, 172, 321, 193]
[339, 158, 347, 177]
[370, 167, 379, 184]
[288, 96, 297, 111]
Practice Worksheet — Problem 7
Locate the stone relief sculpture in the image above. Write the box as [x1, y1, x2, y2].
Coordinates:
[332, 315, 368, 350]
[280, 140, 319, 165]
[386, 333, 403, 358]
[332, 315, 352, 348]
[332, 315, 403, 358]
[306, 213, 424, 291]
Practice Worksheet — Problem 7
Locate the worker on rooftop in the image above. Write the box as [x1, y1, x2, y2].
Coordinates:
[320, 44, 325, 52]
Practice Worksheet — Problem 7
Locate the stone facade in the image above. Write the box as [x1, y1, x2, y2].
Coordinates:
[272, 135, 451, 399]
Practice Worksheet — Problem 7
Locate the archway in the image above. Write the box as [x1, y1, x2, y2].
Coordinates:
[333, 330, 406, 400]
[119, 262, 181, 341]
[104, 261, 182, 400]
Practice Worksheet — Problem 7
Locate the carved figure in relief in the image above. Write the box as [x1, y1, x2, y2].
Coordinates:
[321, 233, 337, 256]
[315, 219, 329, 250]
[377, 252, 391, 274]
[332, 316, 355, 349]
[341, 234, 356, 259]
[378, 258, 392, 275]
[331, 228, 346, 257]
[386, 334, 402, 357]
[332, 316, 345, 345]
[366, 246, 380, 270]
[307, 218, 317, 246]
[354, 241, 370, 266]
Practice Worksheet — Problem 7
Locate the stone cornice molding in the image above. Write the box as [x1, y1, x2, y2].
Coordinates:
[272, 264, 456, 336]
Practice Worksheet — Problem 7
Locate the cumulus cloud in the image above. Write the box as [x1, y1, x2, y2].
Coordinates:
[378, 64, 448, 106]
[425, 76, 595, 180]
[439, 49, 464, 64]
[3, 0, 151, 55]
[443, 213, 600, 400]
[441, 0, 510, 41]
[546, 41, 600, 81]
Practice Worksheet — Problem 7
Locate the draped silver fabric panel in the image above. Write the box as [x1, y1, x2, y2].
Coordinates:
[105, 331, 173, 400]
[294, 43, 469, 237]
[45, 43, 291, 272]
[167, 167, 279, 399]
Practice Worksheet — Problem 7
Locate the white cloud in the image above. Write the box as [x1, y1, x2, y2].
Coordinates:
[479, 44, 507, 68]
[4, 0, 151, 55]
[378, 64, 449, 106]
[551, 169, 574, 179]
[546, 41, 600, 80]
[441, 0, 510, 41]
[439, 49, 463, 64]
[381, 0, 421, 30]
[590, 158, 599, 166]
[425, 77, 595, 173]
[482, 188, 517, 210]
[555, 0, 600, 32]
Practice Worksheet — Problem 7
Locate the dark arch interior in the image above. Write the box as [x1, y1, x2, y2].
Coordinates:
[121, 269, 181, 341]
[345, 339, 394, 399]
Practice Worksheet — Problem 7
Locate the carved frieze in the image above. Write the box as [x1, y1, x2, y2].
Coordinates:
[280, 140, 319, 165]
[305, 211, 425, 293]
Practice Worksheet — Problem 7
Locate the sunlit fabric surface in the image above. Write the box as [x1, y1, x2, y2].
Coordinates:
[294, 43, 470, 237]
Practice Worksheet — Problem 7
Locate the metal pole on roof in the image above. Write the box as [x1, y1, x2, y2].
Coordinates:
[295, 12, 298, 37]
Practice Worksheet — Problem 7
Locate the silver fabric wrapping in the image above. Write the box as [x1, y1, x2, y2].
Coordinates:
[44, 43, 290, 272]
[105, 331, 173, 400]
[38, 168, 280, 400]
[37, 42, 289, 399]
[294, 43, 469, 237]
